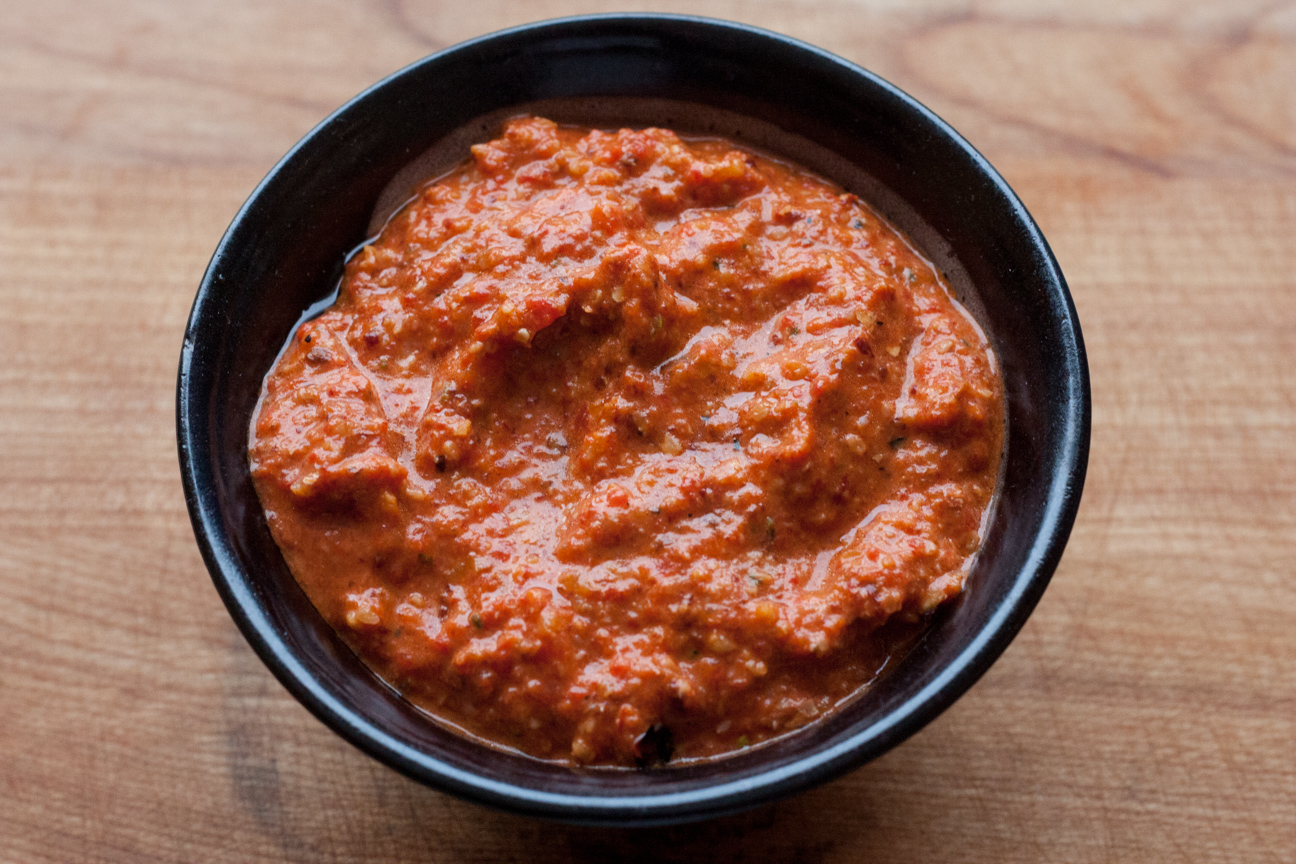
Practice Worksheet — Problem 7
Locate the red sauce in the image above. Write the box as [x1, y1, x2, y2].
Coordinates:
[249, 117, 1003, 765]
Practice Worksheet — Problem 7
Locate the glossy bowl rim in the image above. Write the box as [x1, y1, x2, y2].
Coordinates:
[177, 12, 1090, 825]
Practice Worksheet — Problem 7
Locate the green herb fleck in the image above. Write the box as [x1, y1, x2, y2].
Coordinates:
[765, 517, 776, 541]
[712, 259, 721, 271]
[788, 326, 800, 336]
[652, 314, 664, 333]
[417, 552, 434, 566]
[469, 613, 483, 629]
[851, 219, 865, 230]
[888, 436, 907, 449]
[737, 735, 751, 748]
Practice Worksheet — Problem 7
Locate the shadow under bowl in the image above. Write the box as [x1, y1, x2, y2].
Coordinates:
[177, 14, 1090, 826]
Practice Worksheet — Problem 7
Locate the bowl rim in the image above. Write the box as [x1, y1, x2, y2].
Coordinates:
[177, 12, 1090, 825]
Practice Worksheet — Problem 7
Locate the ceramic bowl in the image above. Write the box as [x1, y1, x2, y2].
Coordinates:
[177, 14, 1089, 825]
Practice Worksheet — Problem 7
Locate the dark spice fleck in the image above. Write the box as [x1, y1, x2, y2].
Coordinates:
[634, 723, 675, 767]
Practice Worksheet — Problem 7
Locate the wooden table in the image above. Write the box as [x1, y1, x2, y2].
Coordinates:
[3, 2, 1293, 861]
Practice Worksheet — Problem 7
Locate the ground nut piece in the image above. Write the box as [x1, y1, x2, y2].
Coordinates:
[344, 587, 391, 630]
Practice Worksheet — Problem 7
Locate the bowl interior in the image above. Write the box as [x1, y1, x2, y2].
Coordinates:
[179, 15, 1088, 825]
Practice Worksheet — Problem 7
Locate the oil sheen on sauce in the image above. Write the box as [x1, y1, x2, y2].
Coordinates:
[249, 117, 1004, 766]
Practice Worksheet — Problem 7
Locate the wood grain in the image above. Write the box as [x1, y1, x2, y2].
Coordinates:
[2, 1, 1293, 861]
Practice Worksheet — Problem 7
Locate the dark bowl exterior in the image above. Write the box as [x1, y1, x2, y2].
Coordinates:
[177, 14, 1089, 825]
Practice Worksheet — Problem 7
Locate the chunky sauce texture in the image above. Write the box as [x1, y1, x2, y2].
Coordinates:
[250, 117, 1004, 765]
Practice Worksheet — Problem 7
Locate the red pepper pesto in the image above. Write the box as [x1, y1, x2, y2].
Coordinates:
[249, 117, 1003, 766]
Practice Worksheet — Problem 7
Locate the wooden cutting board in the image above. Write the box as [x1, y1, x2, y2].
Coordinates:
[2, 2, 1292, 861]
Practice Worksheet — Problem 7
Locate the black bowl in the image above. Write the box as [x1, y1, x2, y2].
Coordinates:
[177, 14, 1089, 825]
